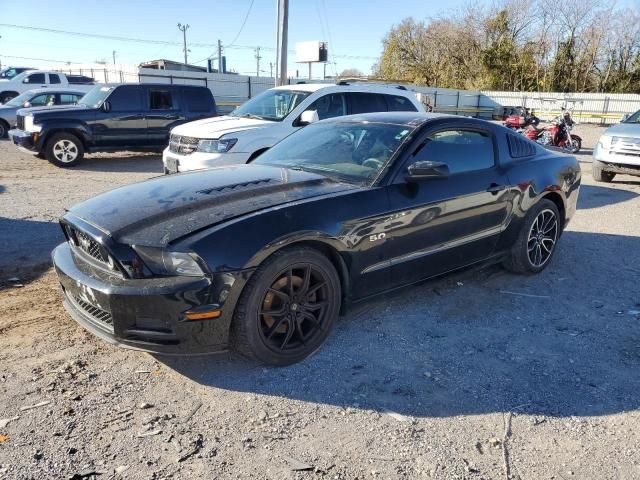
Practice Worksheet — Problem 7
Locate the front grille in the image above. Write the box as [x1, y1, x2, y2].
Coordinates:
[16, 115, 25, 130]
[611, 136, 640, 156]
[169, 134, 199, 155]
[67, 293, 114, 332]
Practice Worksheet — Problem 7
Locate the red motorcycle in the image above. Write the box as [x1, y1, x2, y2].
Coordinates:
[503, 107, 540, 131]
[524, 109, 581, 153]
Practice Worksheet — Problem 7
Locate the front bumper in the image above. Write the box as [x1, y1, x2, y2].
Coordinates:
[162, 147, 250, 174]
[593, 142, 640, 168]
[53, 243, 245, 355]
[8, 128, 40, 153]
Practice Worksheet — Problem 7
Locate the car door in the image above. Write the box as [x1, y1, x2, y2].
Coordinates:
[22, 73, 47, 88]
[145, 87, 185, 146]
[94, 85, 146, 148]
[304, 93, 347, 120]
[386, 124, 512, 287]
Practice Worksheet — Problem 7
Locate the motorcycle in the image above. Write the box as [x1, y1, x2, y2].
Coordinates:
[524, 109, 581, 153]
[503, 107, 540, 131]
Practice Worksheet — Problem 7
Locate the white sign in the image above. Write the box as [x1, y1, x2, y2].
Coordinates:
[296, 41, 328, 63]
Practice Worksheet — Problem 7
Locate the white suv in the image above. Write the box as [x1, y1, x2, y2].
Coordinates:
[162, 83, 425, 174]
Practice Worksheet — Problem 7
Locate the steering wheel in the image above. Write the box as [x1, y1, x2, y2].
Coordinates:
[362, 158, 384, 169]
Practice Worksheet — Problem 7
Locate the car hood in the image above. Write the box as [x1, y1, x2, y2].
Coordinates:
[604, 122, 640, 138]
[66, 164, 358, 246]
[20, 104, 92, 118]
[171, 115, 275, 139]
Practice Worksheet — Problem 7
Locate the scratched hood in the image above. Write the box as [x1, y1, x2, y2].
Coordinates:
[66, 165, 356, 246]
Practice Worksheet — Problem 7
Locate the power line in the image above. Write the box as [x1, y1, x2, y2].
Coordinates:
[0, 54, 81, 64]
[226, 0, 255, 47]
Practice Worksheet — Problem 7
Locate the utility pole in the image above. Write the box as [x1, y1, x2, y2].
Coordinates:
[177, 23, 190, 65]
[112, 50, 117, 65]
[275, 0, 289, 86]
[217, 39, 223, 73]
[255, 47, 262, 77]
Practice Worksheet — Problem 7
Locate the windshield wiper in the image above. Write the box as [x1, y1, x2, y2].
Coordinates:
[235, 113, 265, 120]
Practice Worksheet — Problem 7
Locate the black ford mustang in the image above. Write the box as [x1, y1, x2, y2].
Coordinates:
[53, 112, 580, 365]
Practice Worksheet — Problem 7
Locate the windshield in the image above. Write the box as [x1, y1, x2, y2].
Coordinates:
[4, 91, 35, 107]
[624, 110, 640, 123]
[254, 121, 414, 184]
[0, 68, 22, 80]
[230, 88, 311, 121]
[78, 86, 115, 108]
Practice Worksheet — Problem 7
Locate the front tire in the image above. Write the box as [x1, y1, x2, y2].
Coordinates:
[0, 119, 8, 138]
[592, 160, 615, 183]
[231, 246, 341, 366]
[45, 132, 84, 167]
[504, 199, 560, 275]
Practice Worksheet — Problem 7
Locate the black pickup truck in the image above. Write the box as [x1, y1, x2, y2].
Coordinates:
[8, 83, 217, 167]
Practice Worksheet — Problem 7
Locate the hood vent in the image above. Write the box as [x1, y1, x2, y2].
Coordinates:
[196, 178, 275, 195]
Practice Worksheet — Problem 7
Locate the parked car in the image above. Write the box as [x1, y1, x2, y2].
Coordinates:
[162, 82, 425, 174]
[8, 83, 217, 167]
[0, 70, 95, 104]
[0, 88, 85, 138]
[53, 112, 580, 365]
[0, 66, 36, 81]
[592, 109, 640, 182]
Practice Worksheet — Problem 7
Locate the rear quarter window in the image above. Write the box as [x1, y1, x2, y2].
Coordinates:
[183, 87, 215, 113]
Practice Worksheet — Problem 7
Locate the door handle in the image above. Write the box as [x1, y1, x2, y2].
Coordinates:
[487, 183, 506, 194]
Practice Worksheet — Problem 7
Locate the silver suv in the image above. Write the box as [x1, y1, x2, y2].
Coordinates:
[593, 110, 640, 182]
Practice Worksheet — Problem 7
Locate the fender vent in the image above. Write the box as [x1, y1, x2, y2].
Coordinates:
[197, 178, 274, 195]
[507, 133, 536, 158]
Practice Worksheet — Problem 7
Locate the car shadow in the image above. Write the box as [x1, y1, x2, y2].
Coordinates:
[160, 230, 640, 419]
[577, 184, 639, 209]
[75, 153, 163, 174]
[0, 217, 63, 287]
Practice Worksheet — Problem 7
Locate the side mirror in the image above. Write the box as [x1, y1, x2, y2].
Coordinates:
[23, 101, 31, 108]
[406, 160, 449, 180]
[102, 101, 111, 112]
[297, 110, 319, 126]
[621, 113, 630, 122]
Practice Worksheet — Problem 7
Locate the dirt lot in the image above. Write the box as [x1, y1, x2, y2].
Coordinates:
[1, 126, 639, 480]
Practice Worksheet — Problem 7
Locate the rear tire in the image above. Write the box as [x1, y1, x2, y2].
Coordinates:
[45, 132, 84, 167]
[231, 246, 341, 366]
[592, 160, 615, 183]
[504, 199, 560, 275]
[0, 119, 8, 138]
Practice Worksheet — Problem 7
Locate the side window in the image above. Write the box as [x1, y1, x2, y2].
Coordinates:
[28, 94, 50, 106]
[24, 73, 45, 84]
[49, 74, 61, 84]
[149, 89, 174, 110]
[183, 88, 212, 112]
[385, 94, 418, 112]
[347, 93, 388, 114]
[305, 93, 346, 120]
[107, 86, 142, 111]
[414, 129, 494, 174]
[60, 94, 80, 105]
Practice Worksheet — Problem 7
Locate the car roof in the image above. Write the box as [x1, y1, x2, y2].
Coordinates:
[99, 83, 206, 89]
[317, 111, 456, 126]
[24, 88, 86, 95]
[271, 82, 419, 96]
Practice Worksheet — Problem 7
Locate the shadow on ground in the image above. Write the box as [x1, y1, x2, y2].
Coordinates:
[577, 183, 639, 209]
[162, 230, 640, 419]
[75, 153, 163, 174]
[0, 217, 62, 285]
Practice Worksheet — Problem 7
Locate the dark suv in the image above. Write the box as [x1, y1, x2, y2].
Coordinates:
[8, 83, 217, 167]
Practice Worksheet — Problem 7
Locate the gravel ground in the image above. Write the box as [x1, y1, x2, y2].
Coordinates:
[0, 125, 639, 480]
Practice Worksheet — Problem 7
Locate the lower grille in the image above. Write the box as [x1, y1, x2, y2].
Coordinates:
[169, 134, 199, 155]
[67, 293, 114, 332]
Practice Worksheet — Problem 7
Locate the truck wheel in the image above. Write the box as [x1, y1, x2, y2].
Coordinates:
[0, 120, 8, 138]
[504, 199, 560, 275]
[45, 133, 85, 167]
[592, 161, 615, 183]
[0, 92, 18, 104]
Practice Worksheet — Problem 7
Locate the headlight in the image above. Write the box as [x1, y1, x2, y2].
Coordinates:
[599, 135, 613, 150]
[197, 138, 238, 153]
[23, 115, 42, 133]
[133, 246, 206, 277]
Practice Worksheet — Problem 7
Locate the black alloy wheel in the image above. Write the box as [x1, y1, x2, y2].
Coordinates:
[504, 199, 561, 274]
[231, 247, 341, 366]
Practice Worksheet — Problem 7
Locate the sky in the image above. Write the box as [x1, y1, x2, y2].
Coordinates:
[0, 0, 464, 78]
